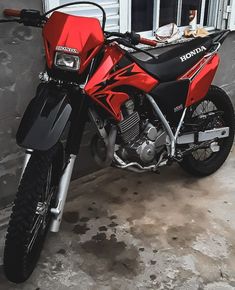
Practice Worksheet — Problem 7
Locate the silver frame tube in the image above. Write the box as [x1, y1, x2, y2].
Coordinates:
[146, 94, 187, 158]
[50, 154, 76, 232]
[174, 108, 187, 141]
[146, 94, 176, 157]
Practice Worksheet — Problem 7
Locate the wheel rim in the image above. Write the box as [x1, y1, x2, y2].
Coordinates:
[190, 100, 225, 162]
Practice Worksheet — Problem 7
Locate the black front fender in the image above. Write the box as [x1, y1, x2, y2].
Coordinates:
[16, 83, 72, 151]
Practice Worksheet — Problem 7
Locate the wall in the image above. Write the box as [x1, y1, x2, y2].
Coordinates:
[0, 0, 44, 207]
[0, 0, 234, 208]
[213, 32, 235, 108]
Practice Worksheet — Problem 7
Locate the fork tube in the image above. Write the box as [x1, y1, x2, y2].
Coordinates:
[50, 91, 89, 232]
[20, 149, 33, 180]
[50, 154, 76, 232]
[66, 90, 89, 155]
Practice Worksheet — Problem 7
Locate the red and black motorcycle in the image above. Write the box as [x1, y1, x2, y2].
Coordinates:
[1, 1, 234, 283]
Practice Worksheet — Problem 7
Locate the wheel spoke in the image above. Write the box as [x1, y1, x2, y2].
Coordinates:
[189, 98, 222, 161]
[27, 166, 54, 254]
[43, 166, 52, 201]
[27, 215, 43, 253]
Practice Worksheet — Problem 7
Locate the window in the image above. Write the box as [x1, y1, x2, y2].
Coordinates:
[159, 0, 178, 27]
[131, 0, 154, 33]
[44, 0, 234, 37]
[228, 0, 235, 30]
[120, 0, 222, 35]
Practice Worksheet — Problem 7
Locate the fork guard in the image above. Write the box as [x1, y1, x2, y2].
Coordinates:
[16, 83, 72, 151]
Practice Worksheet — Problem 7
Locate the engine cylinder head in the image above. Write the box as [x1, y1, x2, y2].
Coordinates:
[118, 111, 140, 143]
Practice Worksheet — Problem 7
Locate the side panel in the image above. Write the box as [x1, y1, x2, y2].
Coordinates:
[180, 54, 220, 107]
[85, 44, 158, 121]
[150, 79, 190, 125]
[16, 83, 72, 151]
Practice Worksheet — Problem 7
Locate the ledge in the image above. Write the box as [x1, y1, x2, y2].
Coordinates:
[135, 28, 220, 50]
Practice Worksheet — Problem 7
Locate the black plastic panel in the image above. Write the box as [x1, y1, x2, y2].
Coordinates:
[16, 83, 72, 151]
[150, 79, 190, 125]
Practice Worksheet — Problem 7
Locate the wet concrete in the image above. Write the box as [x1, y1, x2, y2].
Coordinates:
[1, 150, 235, 289]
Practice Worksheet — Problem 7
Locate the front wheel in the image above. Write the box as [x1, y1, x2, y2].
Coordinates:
[179, 85, 235, 177]
[3, 144, 63, 283]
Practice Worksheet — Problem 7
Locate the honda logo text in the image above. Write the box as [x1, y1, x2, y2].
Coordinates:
[180, 46, 207, 62]
[56, 46, 78, 54]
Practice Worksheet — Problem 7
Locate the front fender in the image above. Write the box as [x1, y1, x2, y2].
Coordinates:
[16, 83, 72, 151]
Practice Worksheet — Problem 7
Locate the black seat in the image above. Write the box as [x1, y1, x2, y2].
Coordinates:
[127, 37, 213, 82]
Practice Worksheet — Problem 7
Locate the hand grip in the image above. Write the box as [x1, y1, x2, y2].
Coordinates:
[3, 9, 21, 17]
[139, 37, 157, 47]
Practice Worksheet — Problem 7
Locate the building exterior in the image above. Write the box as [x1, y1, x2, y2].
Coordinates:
[44, 0, 235, 34]
[0, 0, 235, 207]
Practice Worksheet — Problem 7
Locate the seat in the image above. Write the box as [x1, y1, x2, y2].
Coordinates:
[128, 37, 213, 82]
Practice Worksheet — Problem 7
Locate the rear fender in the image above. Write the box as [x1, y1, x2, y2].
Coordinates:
[16, 83, 72, 151]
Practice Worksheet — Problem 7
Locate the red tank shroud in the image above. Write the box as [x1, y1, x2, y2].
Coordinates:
[180, 54, 220, 107]
[85, 44, 158, 121]
[42, 11, 104, 73]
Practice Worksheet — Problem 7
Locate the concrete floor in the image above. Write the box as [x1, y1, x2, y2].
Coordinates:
[1, 150, 235, 290]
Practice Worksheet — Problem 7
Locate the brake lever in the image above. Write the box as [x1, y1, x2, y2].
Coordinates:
[116, 38, 157, 59]
[105, 35, 157, 59]
[116, 38, 132, 47]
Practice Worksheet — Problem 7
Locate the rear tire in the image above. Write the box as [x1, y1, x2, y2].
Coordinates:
[179, 85, 235, 177]
[3, 144, 63, 283]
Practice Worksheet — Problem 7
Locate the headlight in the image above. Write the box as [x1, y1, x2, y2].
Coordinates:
[54, 52, 80, 71]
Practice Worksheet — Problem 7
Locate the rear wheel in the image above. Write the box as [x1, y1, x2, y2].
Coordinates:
[3, 144, 63, 283]
[179, 85, 235, 177]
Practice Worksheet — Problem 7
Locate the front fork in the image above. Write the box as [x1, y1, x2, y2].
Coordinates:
[50, 91, 88, 232]
[50, 154, 77, 232]
[20, 149, 33, 180]
[21, 91, 89, 233]
[21, 152, 77, 233]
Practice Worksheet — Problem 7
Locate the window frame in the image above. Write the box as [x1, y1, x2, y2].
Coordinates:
[43, 0, 60, 12]
[228, 0, 235, 30]
[44, 0, 224, 35]
[119, 0, 221, 35]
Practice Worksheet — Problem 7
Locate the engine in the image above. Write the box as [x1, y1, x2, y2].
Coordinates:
[117, 100, 167, 165]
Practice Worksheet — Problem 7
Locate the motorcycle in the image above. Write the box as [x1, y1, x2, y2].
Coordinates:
[1, 1, 234, 283]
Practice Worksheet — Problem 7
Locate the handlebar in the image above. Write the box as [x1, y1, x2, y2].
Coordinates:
[105, 31, 157, 47]
[2, 9, 45, 27]
[2, 8, 157, 48]
[3, 9, 21, 17]
[139, 37, 157, 47]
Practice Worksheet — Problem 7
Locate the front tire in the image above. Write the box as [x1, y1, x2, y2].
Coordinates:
[3, 144, 63, 283]
[179, 85, 235, 177]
